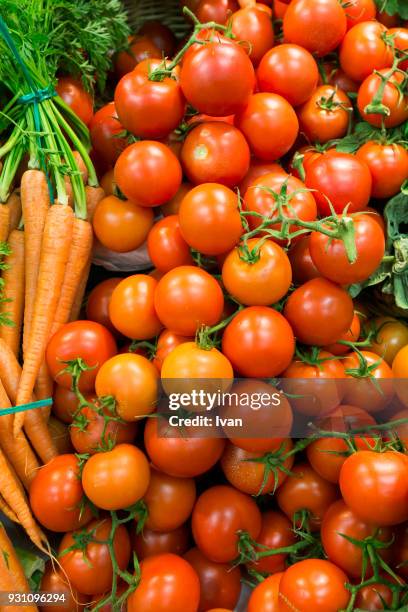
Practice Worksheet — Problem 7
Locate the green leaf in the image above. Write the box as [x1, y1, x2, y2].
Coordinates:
[374, 0, 408, 18]
[15, 547, 45, 591]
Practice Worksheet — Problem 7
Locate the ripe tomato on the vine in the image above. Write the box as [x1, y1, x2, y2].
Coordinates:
[231, 5, 275, 65]
[356, 142, 408, 198]
[357, 69, 408, 128]
[339, 21, 393, 82]
[56, 77, 94, 125]
[298, 85, 352, 143]
[109, 275, 162, 340]
[89, 102, 127, 166]
[147, 215, 193, 272]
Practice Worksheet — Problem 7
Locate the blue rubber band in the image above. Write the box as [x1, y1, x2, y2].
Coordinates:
[0, 398, 53, 416]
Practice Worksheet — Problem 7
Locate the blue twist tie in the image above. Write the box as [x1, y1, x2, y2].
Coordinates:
[18, 85, 57, 106]
[0, 397, 53, 416]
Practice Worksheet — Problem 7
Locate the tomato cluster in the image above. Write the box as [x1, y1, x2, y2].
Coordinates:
[34, 2, 408, 611]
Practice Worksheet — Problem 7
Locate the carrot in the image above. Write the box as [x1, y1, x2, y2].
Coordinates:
[0, 377, 39, 488]
[7, 190, 22, 234]
[0, 496, 18, 522]
[0, 229, 25, 356]
[34, 363, 53, 421]
[85, 185, 105, 222]
[14, 204, 74, 437]
[21, 170, 50, 359]
[0, 522, 31, 593]
[0, 204, 10, 243]
[69, 254, 91, 322]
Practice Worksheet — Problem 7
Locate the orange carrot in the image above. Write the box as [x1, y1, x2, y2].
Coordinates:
[21, 170, 50, 359]
[0, 204, 10, 243]
[0, 229, 25, 356]
[34, 363, 53, 421]
[0, 496, 18, 522]
[0, 377, 39, 488]
[7, 190, 22, 234]
[0, 522, 31, 592]
[14, 204, 74, 437]
[85, 185, 105, 222]
[48, 416, 73, 454]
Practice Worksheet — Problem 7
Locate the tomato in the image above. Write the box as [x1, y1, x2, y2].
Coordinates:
[56, 77, 93, 126]
[70, 404, 137, 454]
[288, 236, 321, 285]
[109, 275, 162, 340]
[90, 584, 127, 612]
[114, 59, 185, 139]
[238, 160, 284, 197]
[89, 102, 127, 167]
[393, 345, 408, 407]
[133, 525, 190, 561]
[324, 312, 361, 355]
[345, 0, 376, 28]
[82, 443, 150, 511]
[154, 266, 224, 335]
[321, 63, 360, 93]
[161, 342, 233, 388]
[298, 85, 352, 143]
[283, 0, 347, 56]
[95, 353, 158, 421]
[192, 485, 262, 563]
[235, 93, 299, 161]
[343, 350, 394, 412]
[114, 141, 182, 207]
[282, 350, 345, 417]
[243, 172, 317, 242]
[30, 454, 91, 532]
[246, 511, 295, 576]
[46, 321, 117, 391]
[221, 440, 294, 495]
[138, 20, 177, 57]
[53, 386, 95, 424]
[369, 317, 408, 365]
[231, 6, 274, 65]
[257, 44, 318, 106]
[147, 215, 193, 273]
[388, 409, 408, 450]
[289, 145, 324, 179]
[143, 468, 196, 532]
[357, 69, 408, 128]
[305, 151, 372, 215]
[273, 0, 288, 17]
[93, 195, 154, 253]
[222, 306, 295, 377]
[355, 582, 395, 611]
[222, 239, 292, 306]
[339, 21, 393, 82]
[181, 122, 250, 188]
[85, 280, 120, 337]
[356, 142, 408, 199]
[40, 562, 88, 612]
[184, 548, 242, 612]
[152, 329, 192, 372]
[278, 559, 350, 612]
[248, 572, 282, 612]
[178, 184, 243, 255]
[161, 182, 193, 216]
[283, 278, 354, 346]
[59, 518, 131, 596]
[180, 41, 255, 116]
[389, 27, 408, 71]
[340, 450, 408, 526]
[195, 0, 239, 24]
[114, 35, 161, 79]
[127, 553, 200, 612]
[309, 214, 385, 285]
[321, 499, 394, 579]
[144, 416, 226, 477]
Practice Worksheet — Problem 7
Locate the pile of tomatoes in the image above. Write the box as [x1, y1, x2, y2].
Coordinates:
[29, 0, 408, 610]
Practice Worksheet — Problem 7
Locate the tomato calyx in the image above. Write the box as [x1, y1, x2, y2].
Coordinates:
[316, 88, 353, 114]
[196, 305, 244, 350]
[344, 347, 382, 379]
[71, 398, 127, 453]
[295, 345, 342, 369]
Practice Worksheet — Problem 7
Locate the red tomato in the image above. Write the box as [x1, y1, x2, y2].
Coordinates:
[389, 27, 408, 71]
[249, 511, 296, 575]
[345, 0, 376, 28]
[195, 0, 239, 24]
[356, 141, 408, 198]
[238, 160, 284, 197]
[343, 350, 394, 413]
[147, 215, 193, 272]
[114, 141, 182, 207]
[127, 554, 200, 612]
[40, 563, 88, 612]
[248, 572, 282, 612]
[143, 468, 196, 532]
[305, 151, 372, 215]
[86, 278, 122, 335]
[324, 312, 361, 356]
[357, 69, 408, 128]
[283, 278, 354, 346]
[154, 266, 224, 335]
[257, 43, 319, 106]
[46, 321, 117, 391]
[56, 77, 93, 126]
[114, 59, 185, 139]
[321, 63, 360, 93]
[340, 450, 408, 526]
[161, 182, 193, 216]
[59, 518, 131, 596]
[309, 213, 385, 285]
[178, 183, 243, 255]
[181, 122, 250, 187]
[278, 559, 350, 611]
[70, 403, 137, 454]
[298, 85, 352, 143]
[138, 20, 177, 57]
[180, 41, 255, 116]
[370, 316, 408, 366]
[339, 21, 393, 82]
[231, 6, 275, 66]
[235, 93, 299, 161]
[144, 416, 226, 478]
[355, 581, 395, 611]
[89, 102, 127, 166]
[192, 485, 262, 563]
[161, 341, 234, 382]
[184, 548, 242, 612]
[114, 35, 161, 79]
[288, 236, 321, 285]
[52, 386, 96, 424]
[222, 306, 295, 377]
[221, 238, 292, 306]
[29, 455, 92, 532]
[109, 275, 162, 340]
[152, 329, 192, 372]
[133, 525, 190, 561]
[283, 0, 347, 56]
